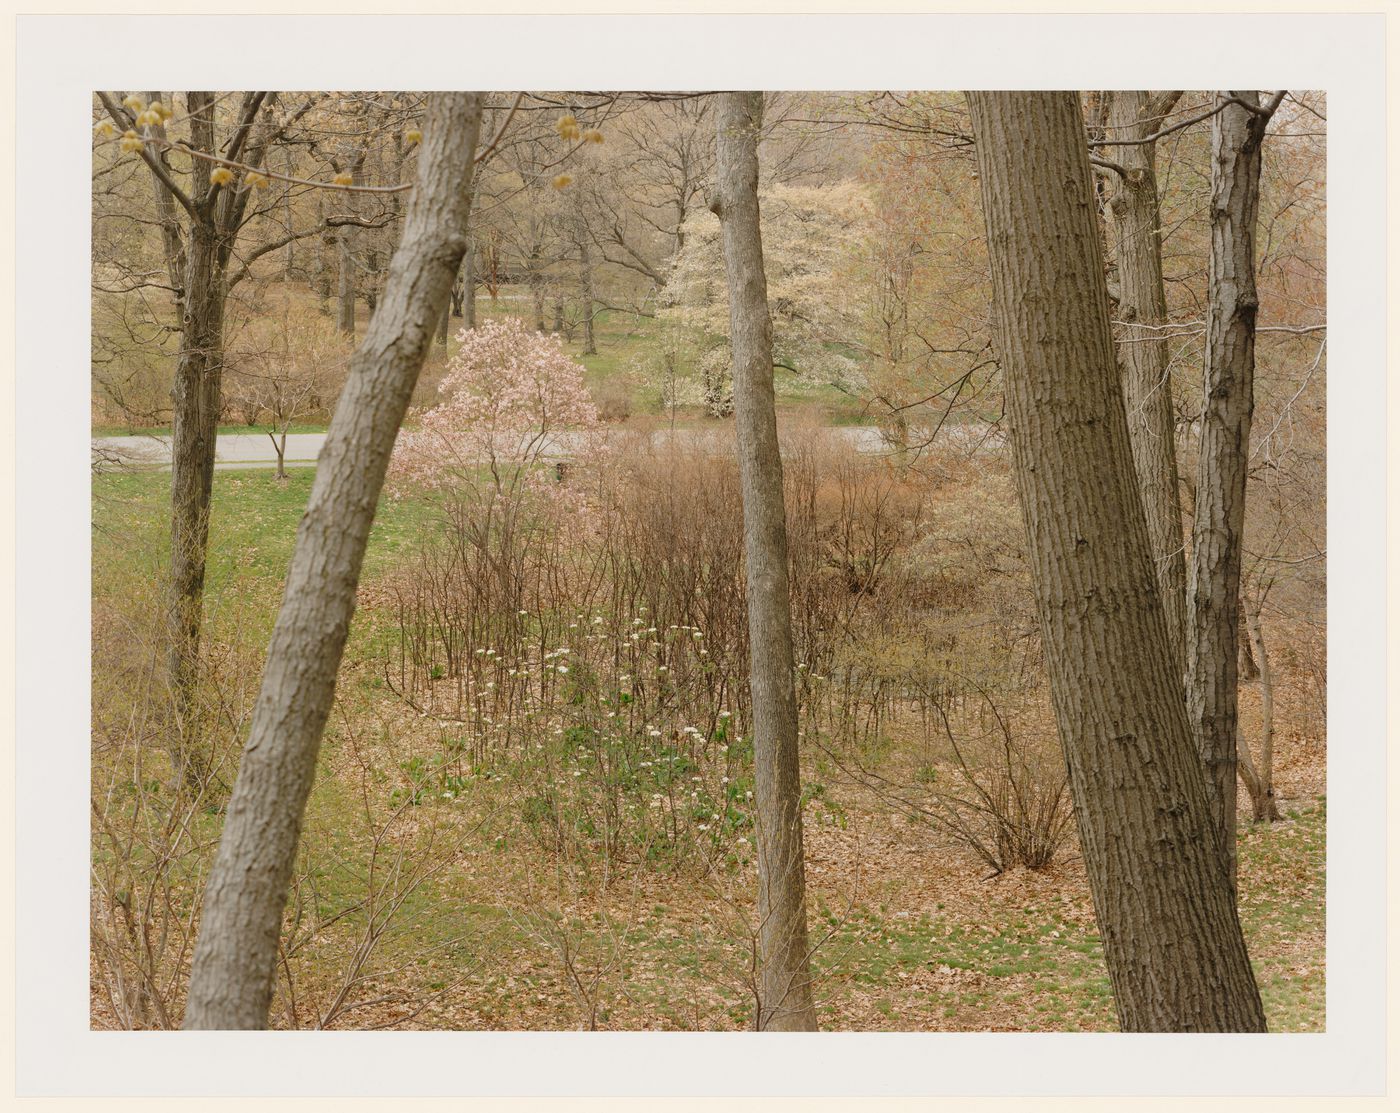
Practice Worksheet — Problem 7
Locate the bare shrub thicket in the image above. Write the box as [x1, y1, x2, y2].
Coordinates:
[384, 428, 1073, 878]
[223, 289, 352, 431]
[90, 526, 256, 1027]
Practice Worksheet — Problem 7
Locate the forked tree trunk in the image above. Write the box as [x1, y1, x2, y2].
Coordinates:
[102, 89, 278, 796]
[163, 91, 226, 795]
[712, 90, 817, 1033]
[268, 429, 288, 482]
[1187, 91, 1267, 889]
[965, 90, 1265, 1032]
[184, 92, 484, 1030]
[138, 89, 200, 789]
[1102, 90, 1188, 673]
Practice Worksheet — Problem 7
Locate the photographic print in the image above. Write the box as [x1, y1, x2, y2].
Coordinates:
[88, 86, 1326, 1036]
[12, 9, 1388, 1106]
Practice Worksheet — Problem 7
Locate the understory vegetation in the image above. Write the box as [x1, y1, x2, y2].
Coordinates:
[91, 442, 1326, 1031]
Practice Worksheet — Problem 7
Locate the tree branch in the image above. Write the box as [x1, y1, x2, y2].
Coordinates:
[98, 91, 199, 221]
[1089, 154, 1128, 178]
[226, 215, 396, 290]
[475, 91, 525, 166]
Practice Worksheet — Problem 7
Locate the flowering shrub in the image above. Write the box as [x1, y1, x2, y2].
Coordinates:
[659, 183, 871, 399]
[391, 317, 601, 491]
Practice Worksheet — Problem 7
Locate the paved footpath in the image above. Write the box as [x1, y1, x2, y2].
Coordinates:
[93, 432, 328, 470]
[92, 424, 986, 471]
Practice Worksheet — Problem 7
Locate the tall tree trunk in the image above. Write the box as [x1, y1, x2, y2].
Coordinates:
[167, 221, 225, 792]
[315, 194, 331, 313]
[363, 148, 381, 316]
[336, 146, 364, 335]
[530, 247, 547, 332]
[712, 90, 817, 1033]
[184, 93, 484, 1030]
[101, 89, 276, 796]
[965, 90, 1265, 1032]
[164, 90, 225, 794]
[462, 228, 476, 328]
[1187, 91, 1266, 890]
[578, 235, 597, 355]
[336, 226, 355, 334]
[1103, 90, 1188, 672]
[283, 147, 296, 279]
[1237, 592, 1280, 823]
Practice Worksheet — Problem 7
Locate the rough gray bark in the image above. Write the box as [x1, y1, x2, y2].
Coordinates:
[1102, 90, 1188, 672]
[184, 93, 484, 1030]
[1187, 91, 1267, 889]
[712, 91, 817, 1033]
[965, 90, 1265, 1032]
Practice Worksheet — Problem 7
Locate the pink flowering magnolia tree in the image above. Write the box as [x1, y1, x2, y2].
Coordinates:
[391, 317, 601, 493]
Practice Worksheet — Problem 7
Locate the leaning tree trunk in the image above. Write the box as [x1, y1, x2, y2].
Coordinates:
[712, 90, 817, 1033]
[184, 93, 484, 1030]
[965, 90, 1265, 1032]
[1103, 90, 1188, 672]
[1187, 91, 1266, 890]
